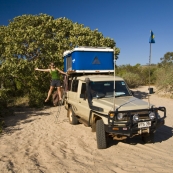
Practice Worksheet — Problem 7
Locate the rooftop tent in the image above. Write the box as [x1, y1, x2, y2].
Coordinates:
[63, 47, 114, 73]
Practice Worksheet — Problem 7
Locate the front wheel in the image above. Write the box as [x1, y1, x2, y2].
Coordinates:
[68, 106, 79, 125]
[142, 132, 155, 143]
[96, 119, 107, 149]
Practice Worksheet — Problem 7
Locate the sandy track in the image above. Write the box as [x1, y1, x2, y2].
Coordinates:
[0, 86, 173, 173]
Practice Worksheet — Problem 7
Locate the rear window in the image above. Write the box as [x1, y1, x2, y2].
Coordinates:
[71, 80, 79, 92]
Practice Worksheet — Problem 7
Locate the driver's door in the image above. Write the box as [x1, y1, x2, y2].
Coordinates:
[77, 82, 90, 121]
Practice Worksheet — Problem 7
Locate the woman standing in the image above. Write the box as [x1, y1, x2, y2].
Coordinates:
[35, 62, 67, 102]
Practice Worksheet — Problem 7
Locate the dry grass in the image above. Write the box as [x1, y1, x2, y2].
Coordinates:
[156, 91, 173, 99]
[8, 96, 29, 107]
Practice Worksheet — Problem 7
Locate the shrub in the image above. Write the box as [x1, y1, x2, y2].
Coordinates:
[116, 64, 157, 87]
[140, 66, 157, 85]
[155, 64, 173, 93]
[0, 89, 9, 133]
[0, 89, 9, 109]
[122, 72, 142, 88]
[28, 88, 47, 107]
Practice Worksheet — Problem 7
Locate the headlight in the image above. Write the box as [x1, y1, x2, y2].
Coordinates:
[133, 114, 139, 122]
[117, 113, 124, 120]
[149, 112, 155, 120]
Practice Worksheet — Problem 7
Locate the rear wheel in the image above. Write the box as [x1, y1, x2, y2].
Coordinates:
[60, 91, 66, 105]
[96, 119, 107, 149]
[68, 106, 79, 125]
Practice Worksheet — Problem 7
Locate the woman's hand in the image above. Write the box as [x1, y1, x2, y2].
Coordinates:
[35, 68, 39, 71]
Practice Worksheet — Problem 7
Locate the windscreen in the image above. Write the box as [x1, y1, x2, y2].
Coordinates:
[89, 81, 132, 98]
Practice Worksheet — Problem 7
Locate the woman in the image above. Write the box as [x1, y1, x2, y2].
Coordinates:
[35, 62, 67, 102]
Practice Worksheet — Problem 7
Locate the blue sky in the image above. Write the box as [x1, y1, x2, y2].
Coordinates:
[0, 0, 173, 66]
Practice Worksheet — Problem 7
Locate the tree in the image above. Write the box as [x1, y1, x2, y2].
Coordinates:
[0, 14, 120, 106]
[159, 52, 173, 67]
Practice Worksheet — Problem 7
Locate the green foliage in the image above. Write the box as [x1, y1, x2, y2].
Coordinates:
[159, 52, 173, 67]
[156, 52, 173, 97]
[121, 72, 141, 88]
[155, 52, 173, 97]
[116, 64, 140, 76]
[0, 89, 9, 133]
[140, 65, 157, 85]
[29, 89, 46, 107]
[155, 64, 173, 93]
[0, 14, 119, 107]
[0, 89, 9, 108]
[116, 64, 157, 88]
[0, 89, 16, 133]
[28, 74, 50, 107]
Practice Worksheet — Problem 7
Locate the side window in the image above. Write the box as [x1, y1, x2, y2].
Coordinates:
[81, 83, 86, 94]
[72, 80, 79, 92]
[68, 80, 72, 91]
[80, 83, 87, 99]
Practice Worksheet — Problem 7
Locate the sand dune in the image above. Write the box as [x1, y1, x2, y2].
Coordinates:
[0, 86, 173, 173]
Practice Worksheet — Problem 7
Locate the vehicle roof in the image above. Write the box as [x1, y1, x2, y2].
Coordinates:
[76, 75, 124, 81]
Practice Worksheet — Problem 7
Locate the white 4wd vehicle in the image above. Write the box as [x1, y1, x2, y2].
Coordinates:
[64, 74, 166, 149]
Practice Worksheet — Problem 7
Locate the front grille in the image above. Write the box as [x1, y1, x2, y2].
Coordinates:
[114, 112, 150, 121]
[138, 114, 150, 120]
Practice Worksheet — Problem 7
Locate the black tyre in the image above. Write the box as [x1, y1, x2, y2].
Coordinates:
[142, 132, 155, 143]
[68, 107, 79, 125]
[96, 119, 107, 149]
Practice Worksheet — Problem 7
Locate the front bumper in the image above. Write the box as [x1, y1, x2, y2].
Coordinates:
[105, 107, 166, 137]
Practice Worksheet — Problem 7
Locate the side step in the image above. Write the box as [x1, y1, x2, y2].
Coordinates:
[78, 118, 90, 127]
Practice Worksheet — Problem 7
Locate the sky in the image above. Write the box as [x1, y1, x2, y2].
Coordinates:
[0, 0, 173, 66]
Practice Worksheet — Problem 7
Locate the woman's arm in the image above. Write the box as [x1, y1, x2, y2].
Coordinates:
[35, 68, 50, 72]
[56, 68, 67, 75]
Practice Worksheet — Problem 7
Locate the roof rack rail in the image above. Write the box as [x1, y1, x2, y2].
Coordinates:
[77, 46, 112, 49]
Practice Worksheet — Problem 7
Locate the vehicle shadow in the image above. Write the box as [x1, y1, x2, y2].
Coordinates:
[107, 125, 173, 148]
[131, 90, 149, 99]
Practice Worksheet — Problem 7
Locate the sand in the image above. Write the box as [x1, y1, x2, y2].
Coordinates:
[0, 86, 173, 173]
